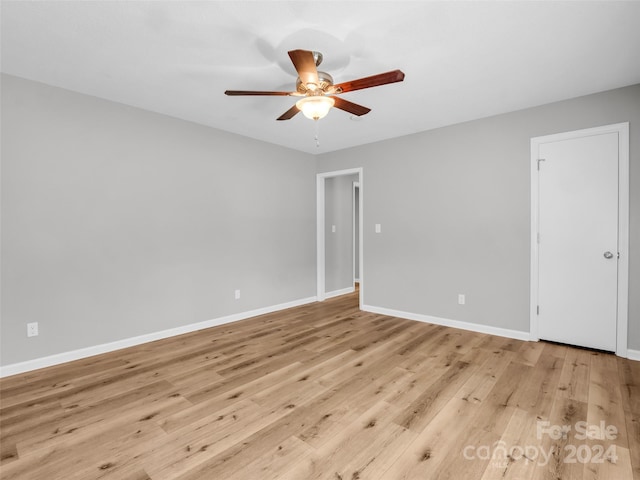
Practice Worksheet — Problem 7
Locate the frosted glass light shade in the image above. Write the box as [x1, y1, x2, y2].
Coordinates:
[295, 96, 335, 120]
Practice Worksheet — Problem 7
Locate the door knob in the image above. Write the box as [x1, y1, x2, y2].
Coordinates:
[603, 251, 614, 259]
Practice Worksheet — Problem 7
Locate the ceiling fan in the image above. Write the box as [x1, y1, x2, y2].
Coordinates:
[225, 49, 405, 121]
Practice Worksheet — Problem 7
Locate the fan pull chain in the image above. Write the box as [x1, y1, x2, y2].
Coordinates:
[314, 119, 320, 147]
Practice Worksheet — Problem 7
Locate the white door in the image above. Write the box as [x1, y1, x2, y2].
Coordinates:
[536, 131, 619, 351]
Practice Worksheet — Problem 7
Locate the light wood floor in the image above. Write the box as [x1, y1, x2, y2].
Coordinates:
[1, 290, 639, 479]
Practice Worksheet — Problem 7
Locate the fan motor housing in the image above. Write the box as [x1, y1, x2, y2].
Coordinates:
[296, 71, 334, 95]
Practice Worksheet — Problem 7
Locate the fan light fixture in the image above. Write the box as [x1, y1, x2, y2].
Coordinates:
[296, 96, 335, 120]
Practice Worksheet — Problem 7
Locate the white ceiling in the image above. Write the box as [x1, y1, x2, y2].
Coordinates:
[2, 1, 640, 154]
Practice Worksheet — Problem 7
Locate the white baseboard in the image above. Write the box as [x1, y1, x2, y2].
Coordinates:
[5, 297, 634, 378]
[325, 287, 355, 299]
[362, 304, 532, 342]
[627, 349, 640, 362]
[0, 296, 318, 378]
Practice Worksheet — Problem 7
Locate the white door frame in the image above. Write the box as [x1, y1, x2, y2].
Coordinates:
[317, 168, 363, 308]
[352, 181, 360, 285]
[530, 122, 629, 357]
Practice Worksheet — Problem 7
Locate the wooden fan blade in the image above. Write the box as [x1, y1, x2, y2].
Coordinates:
[332, 97, 371, 116]
[225, 90, 293, 96]
[276, 105, 300, 121]
[333, 69, 405, 93]
[288, 50, 319, 86]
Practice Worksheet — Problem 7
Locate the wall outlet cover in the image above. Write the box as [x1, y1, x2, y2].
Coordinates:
[27, 322, 39, 337]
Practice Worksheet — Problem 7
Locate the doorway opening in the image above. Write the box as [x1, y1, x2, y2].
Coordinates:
[317, 168, 363, 310]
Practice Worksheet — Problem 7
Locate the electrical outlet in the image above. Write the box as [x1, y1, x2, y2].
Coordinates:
[458, 294, 466, 305]
[235, 289, 241, 300]
[27, 322, 39, 337]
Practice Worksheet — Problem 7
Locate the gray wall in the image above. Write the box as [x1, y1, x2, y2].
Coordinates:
[2, 74, 638, 369]
[325, 174, 358, 293]
[1, 74, 317, 366]
[317, 84, 640, 350]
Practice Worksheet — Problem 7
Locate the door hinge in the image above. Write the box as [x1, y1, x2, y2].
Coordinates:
[537, 158, 546, 170]
[536, 305, 540, 315]
[537, 233, 540, 244]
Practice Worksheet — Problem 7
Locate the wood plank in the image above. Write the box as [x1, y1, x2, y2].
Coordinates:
[478, 407, 541, 480]
[530, 396, 589, 480]
[392, 348, 488, 433]
[515, 340, 546, 366]
[587, 352, 628, 446]
[454, 348, 515, 404]
[283, 400, 403, 479]
[512, 348, 564, 416]
[622, 409, 640, 480]
[617, 355, 640, 414]
[557, 347, 592, 403]
[143, 400, 301, 479]
[380, 397, 486, 479]
[225, 435, 314, 480]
